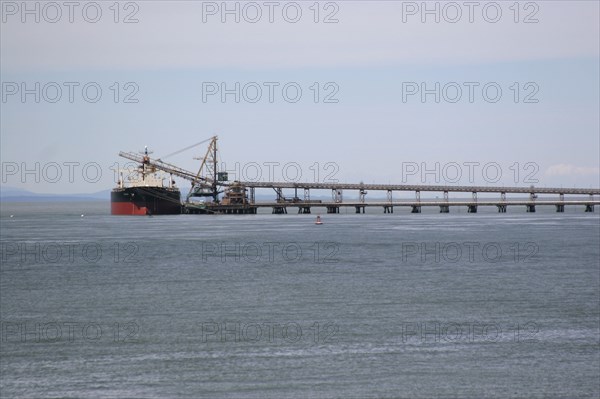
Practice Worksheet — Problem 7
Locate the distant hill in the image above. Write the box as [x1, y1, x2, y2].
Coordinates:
[0, 186, 110, 202]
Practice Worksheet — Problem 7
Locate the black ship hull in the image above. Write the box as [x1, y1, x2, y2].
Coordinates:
[111, 187, 181, 215]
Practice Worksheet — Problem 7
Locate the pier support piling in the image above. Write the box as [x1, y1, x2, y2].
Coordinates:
[468, 192, 478, 213]
[586, 195, 595, 212]
[527, 192, 537, 212]
[499, 192, 506, 213]
[413, 191, 421, 213]
[385, 190, 393, 214]
[440, 191, 449, 213]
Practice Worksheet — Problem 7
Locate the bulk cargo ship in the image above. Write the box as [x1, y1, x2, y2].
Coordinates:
[111, 147, 182, 215]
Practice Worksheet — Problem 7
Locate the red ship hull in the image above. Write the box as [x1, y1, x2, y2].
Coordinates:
[111, 201, 150, 216]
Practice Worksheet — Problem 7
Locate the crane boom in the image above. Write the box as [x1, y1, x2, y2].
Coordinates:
[118, 151, 212, 183]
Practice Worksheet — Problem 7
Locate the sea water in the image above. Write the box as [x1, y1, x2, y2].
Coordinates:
[1, 202, 598, 398]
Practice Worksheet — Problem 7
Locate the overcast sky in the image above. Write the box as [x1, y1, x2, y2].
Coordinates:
[1, 1, 599, 194]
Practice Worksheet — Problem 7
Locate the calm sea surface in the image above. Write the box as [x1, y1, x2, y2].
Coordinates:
[1, 202, 599, 398]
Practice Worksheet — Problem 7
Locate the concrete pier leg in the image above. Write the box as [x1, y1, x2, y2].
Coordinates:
[585, 205, 594, 212]
[439, 205, 449, 213]
[497, 205, 507, 213]
[556, 204, 564, 213]
[411, 206, 421, 213]
[526, 205, 536, 213]
[468, 205, 477, 213]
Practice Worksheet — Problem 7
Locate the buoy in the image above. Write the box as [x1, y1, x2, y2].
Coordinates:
[10, 215, 14, 218]
[81, 214, 84, 217]
[315, 215, 323, 225]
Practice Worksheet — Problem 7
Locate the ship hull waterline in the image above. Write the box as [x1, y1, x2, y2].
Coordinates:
[111, 187, 182, 215]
